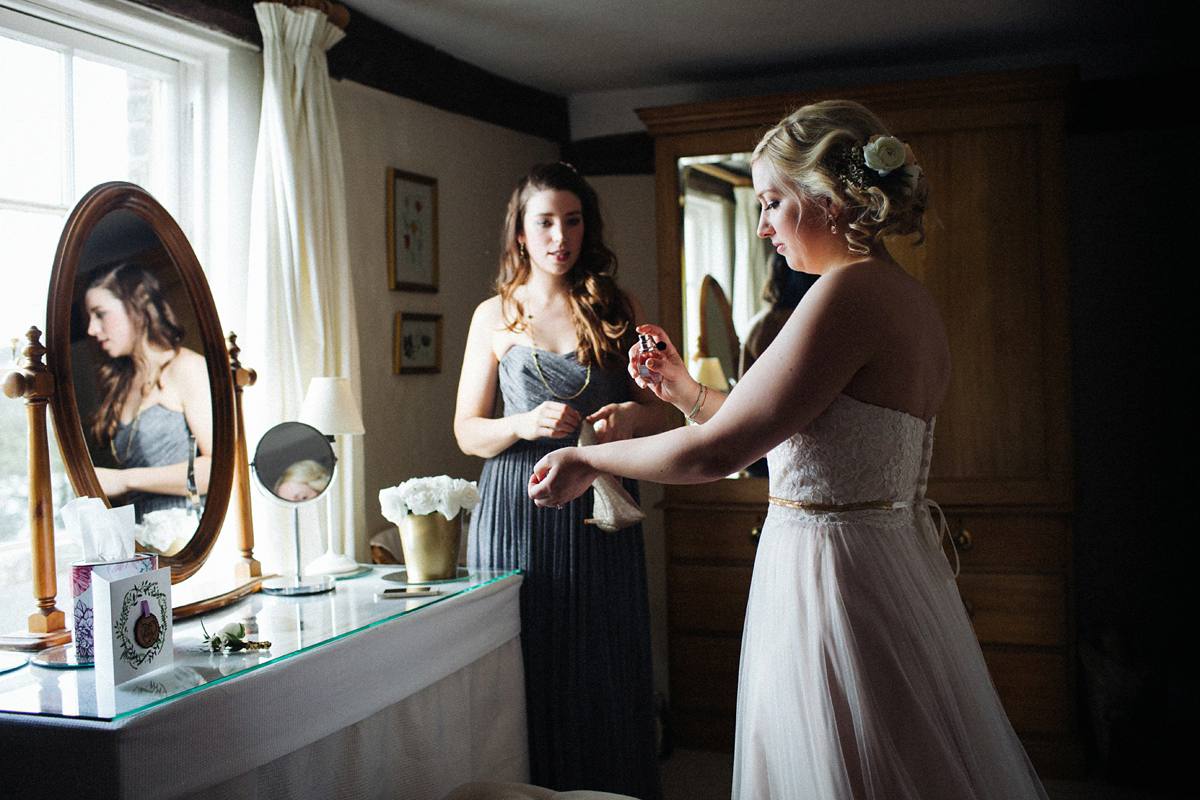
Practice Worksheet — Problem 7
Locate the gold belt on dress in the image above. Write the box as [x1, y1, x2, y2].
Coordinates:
[768, 496, 912, 512]
[767, 495, 958, 577]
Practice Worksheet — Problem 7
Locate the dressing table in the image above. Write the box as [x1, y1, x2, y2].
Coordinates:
[1, 568, 526, 799]
[2, 183, 528, 797]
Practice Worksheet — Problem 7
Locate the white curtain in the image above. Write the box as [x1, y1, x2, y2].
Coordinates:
[245, 2, 364, 570]
[681, 189, 735, 365]
[732, 185, 771, 338]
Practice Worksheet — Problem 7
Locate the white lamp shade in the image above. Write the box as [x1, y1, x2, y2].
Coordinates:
[298, 377, 365, 435]
[693, 356, 730, 391]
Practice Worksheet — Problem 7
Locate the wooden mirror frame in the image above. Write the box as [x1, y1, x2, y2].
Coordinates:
[45, 182, 236, 583]
[696, 275, 740, 387]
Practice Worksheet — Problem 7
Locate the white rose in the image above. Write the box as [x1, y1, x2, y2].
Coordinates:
[379, 476, 481, 522]
[862, 135, 907, 176]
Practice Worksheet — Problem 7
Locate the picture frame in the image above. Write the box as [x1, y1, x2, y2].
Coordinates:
[386, 168, 438, 292]
[394, 312, 443, 374]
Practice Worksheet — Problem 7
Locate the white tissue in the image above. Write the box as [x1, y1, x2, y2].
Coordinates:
[61, 497, 137, 562]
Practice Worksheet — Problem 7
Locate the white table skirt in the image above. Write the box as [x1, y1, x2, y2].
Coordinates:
[1, 574, 527, 799]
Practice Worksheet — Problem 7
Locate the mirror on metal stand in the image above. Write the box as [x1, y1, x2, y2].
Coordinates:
[252, 421, 337, 596]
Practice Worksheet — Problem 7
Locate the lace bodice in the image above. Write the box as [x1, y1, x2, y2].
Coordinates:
[767, 393, 934, 506]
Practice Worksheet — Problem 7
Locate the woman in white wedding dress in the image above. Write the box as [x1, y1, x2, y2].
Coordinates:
[527, 100, 1048, 799]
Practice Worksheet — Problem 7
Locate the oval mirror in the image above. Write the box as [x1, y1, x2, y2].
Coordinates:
[46, 182, 235, 583]
[697, 274, 740, 388]
[251, 422, 337, 596]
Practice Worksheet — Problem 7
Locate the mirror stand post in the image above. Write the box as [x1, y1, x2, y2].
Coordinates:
[0, 328, 71, 651]
[228, 334, 261, 582]
[261, 507, 335, 596]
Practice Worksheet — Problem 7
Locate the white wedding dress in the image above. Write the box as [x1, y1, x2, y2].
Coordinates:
[733, 394, 1048, 799]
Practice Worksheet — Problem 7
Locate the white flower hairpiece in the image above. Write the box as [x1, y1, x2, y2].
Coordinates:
[832, 135, 922, 196]
[862, 135, 908, 176]
[379, 475, 480, 524]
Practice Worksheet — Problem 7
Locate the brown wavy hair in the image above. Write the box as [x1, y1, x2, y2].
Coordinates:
[753, 100, 931, 256]
[86, 261, 185, 450]
[495, 162, 635, 370]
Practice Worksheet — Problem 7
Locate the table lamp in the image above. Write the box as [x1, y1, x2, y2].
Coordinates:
[693, 356, 731, 391]
[298, 377, 365, 576]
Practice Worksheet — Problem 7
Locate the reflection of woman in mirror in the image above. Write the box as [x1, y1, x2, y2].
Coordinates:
[84, 261, 212, 523]
[272, 459, 331, 503]
[739, 252, 818, 378]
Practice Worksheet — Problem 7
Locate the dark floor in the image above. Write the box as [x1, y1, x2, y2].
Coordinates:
[658, 749, 1184, 800]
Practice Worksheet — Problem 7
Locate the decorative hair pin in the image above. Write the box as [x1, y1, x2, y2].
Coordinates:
[831, 135, 922, 195]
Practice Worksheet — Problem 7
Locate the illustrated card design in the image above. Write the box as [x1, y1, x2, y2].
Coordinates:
[93, 566, 173, 686]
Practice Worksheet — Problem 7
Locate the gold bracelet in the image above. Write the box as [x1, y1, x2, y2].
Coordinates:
[686, 384, 708, 423]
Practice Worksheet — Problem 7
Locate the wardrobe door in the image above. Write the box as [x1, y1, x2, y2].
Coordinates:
[887, 98, 1072, 509]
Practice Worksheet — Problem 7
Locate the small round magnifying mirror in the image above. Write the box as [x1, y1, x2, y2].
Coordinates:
[251, 421, 337, 595]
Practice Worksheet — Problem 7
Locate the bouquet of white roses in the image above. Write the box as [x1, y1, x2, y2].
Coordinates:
[379, 475, 480, 524]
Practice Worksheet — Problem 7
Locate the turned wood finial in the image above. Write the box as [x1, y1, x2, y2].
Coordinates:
[3, 327, 50, 400]
[228, 332, 257, 389]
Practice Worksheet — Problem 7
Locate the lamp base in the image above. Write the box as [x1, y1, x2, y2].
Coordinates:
[261, 574, 335, 596]
[305, 550, 360, 576]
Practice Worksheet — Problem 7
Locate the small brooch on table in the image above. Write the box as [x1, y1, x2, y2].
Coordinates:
[201, 621, 271, 652]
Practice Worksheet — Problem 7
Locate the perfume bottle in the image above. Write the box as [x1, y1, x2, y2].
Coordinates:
[636, 333, 664, 385]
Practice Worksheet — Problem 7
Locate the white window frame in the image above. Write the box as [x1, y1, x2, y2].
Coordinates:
[2, 0, 254, 272]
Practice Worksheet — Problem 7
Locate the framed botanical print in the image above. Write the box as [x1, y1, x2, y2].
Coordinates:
[393, 312, 442, 374]
[386, 168, 438, 292]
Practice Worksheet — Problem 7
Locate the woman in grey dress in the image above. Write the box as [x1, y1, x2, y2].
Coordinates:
[84, 262, 211, 531]
[454, 163, 662, 798]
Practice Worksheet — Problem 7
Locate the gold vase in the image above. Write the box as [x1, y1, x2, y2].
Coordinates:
[397, 512, 461, 582]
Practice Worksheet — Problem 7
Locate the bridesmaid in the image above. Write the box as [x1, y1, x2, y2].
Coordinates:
[454, 163, 663, 798]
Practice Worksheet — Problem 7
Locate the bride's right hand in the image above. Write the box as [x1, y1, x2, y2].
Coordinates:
[627, 324, 699, 409]
[515, 401, 581, 441]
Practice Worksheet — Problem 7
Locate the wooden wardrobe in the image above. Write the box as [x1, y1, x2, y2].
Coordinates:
[638, 66, 1082, 778]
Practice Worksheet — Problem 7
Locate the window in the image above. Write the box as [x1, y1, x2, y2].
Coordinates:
[0, 0, 231, 635]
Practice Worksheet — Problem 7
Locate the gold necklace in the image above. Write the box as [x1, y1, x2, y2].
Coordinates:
[111, 404, 144, 465]
[526, 315, 591, 400]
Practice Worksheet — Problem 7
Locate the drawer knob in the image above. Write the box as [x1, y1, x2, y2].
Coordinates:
[749, 524, 761, 546]
[952, 526, 973, 552]
[962, 597, 975, 619]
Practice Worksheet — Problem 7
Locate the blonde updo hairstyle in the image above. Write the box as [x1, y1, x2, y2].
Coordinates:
[752, 100, 930, 256]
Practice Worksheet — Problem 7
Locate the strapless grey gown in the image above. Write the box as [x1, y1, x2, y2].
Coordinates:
[111, 404, 201, 522]
[469, 345, 661, 799]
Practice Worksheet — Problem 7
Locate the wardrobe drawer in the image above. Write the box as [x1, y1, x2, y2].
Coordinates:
[667, 509, 764, 562]
[958, 573, 1068, 647]
[667, 564, 752, 634]
[944, 514, 1068, 573]
[981, 648, 1073, 735]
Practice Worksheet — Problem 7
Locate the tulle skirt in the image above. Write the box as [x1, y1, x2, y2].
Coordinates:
[733, 506, 1048, 799]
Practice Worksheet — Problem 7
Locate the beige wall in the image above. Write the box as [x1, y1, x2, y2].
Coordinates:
[333, 79, 558, 543]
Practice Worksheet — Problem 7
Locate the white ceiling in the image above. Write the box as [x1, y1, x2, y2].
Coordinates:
[338, 0, 1166, 99]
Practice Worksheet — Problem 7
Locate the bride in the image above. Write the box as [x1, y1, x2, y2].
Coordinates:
[528, 100, 1048, 799]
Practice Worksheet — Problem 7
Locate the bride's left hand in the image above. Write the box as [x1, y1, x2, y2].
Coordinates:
[528, 448, 599, 508]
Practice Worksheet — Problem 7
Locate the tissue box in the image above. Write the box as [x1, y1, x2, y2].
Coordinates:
[70, 554, 157, 660]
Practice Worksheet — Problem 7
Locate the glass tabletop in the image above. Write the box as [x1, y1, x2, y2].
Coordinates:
[0, 567, 518, 722]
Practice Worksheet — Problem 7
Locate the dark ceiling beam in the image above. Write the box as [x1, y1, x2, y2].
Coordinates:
[131, 0, 570, 144]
